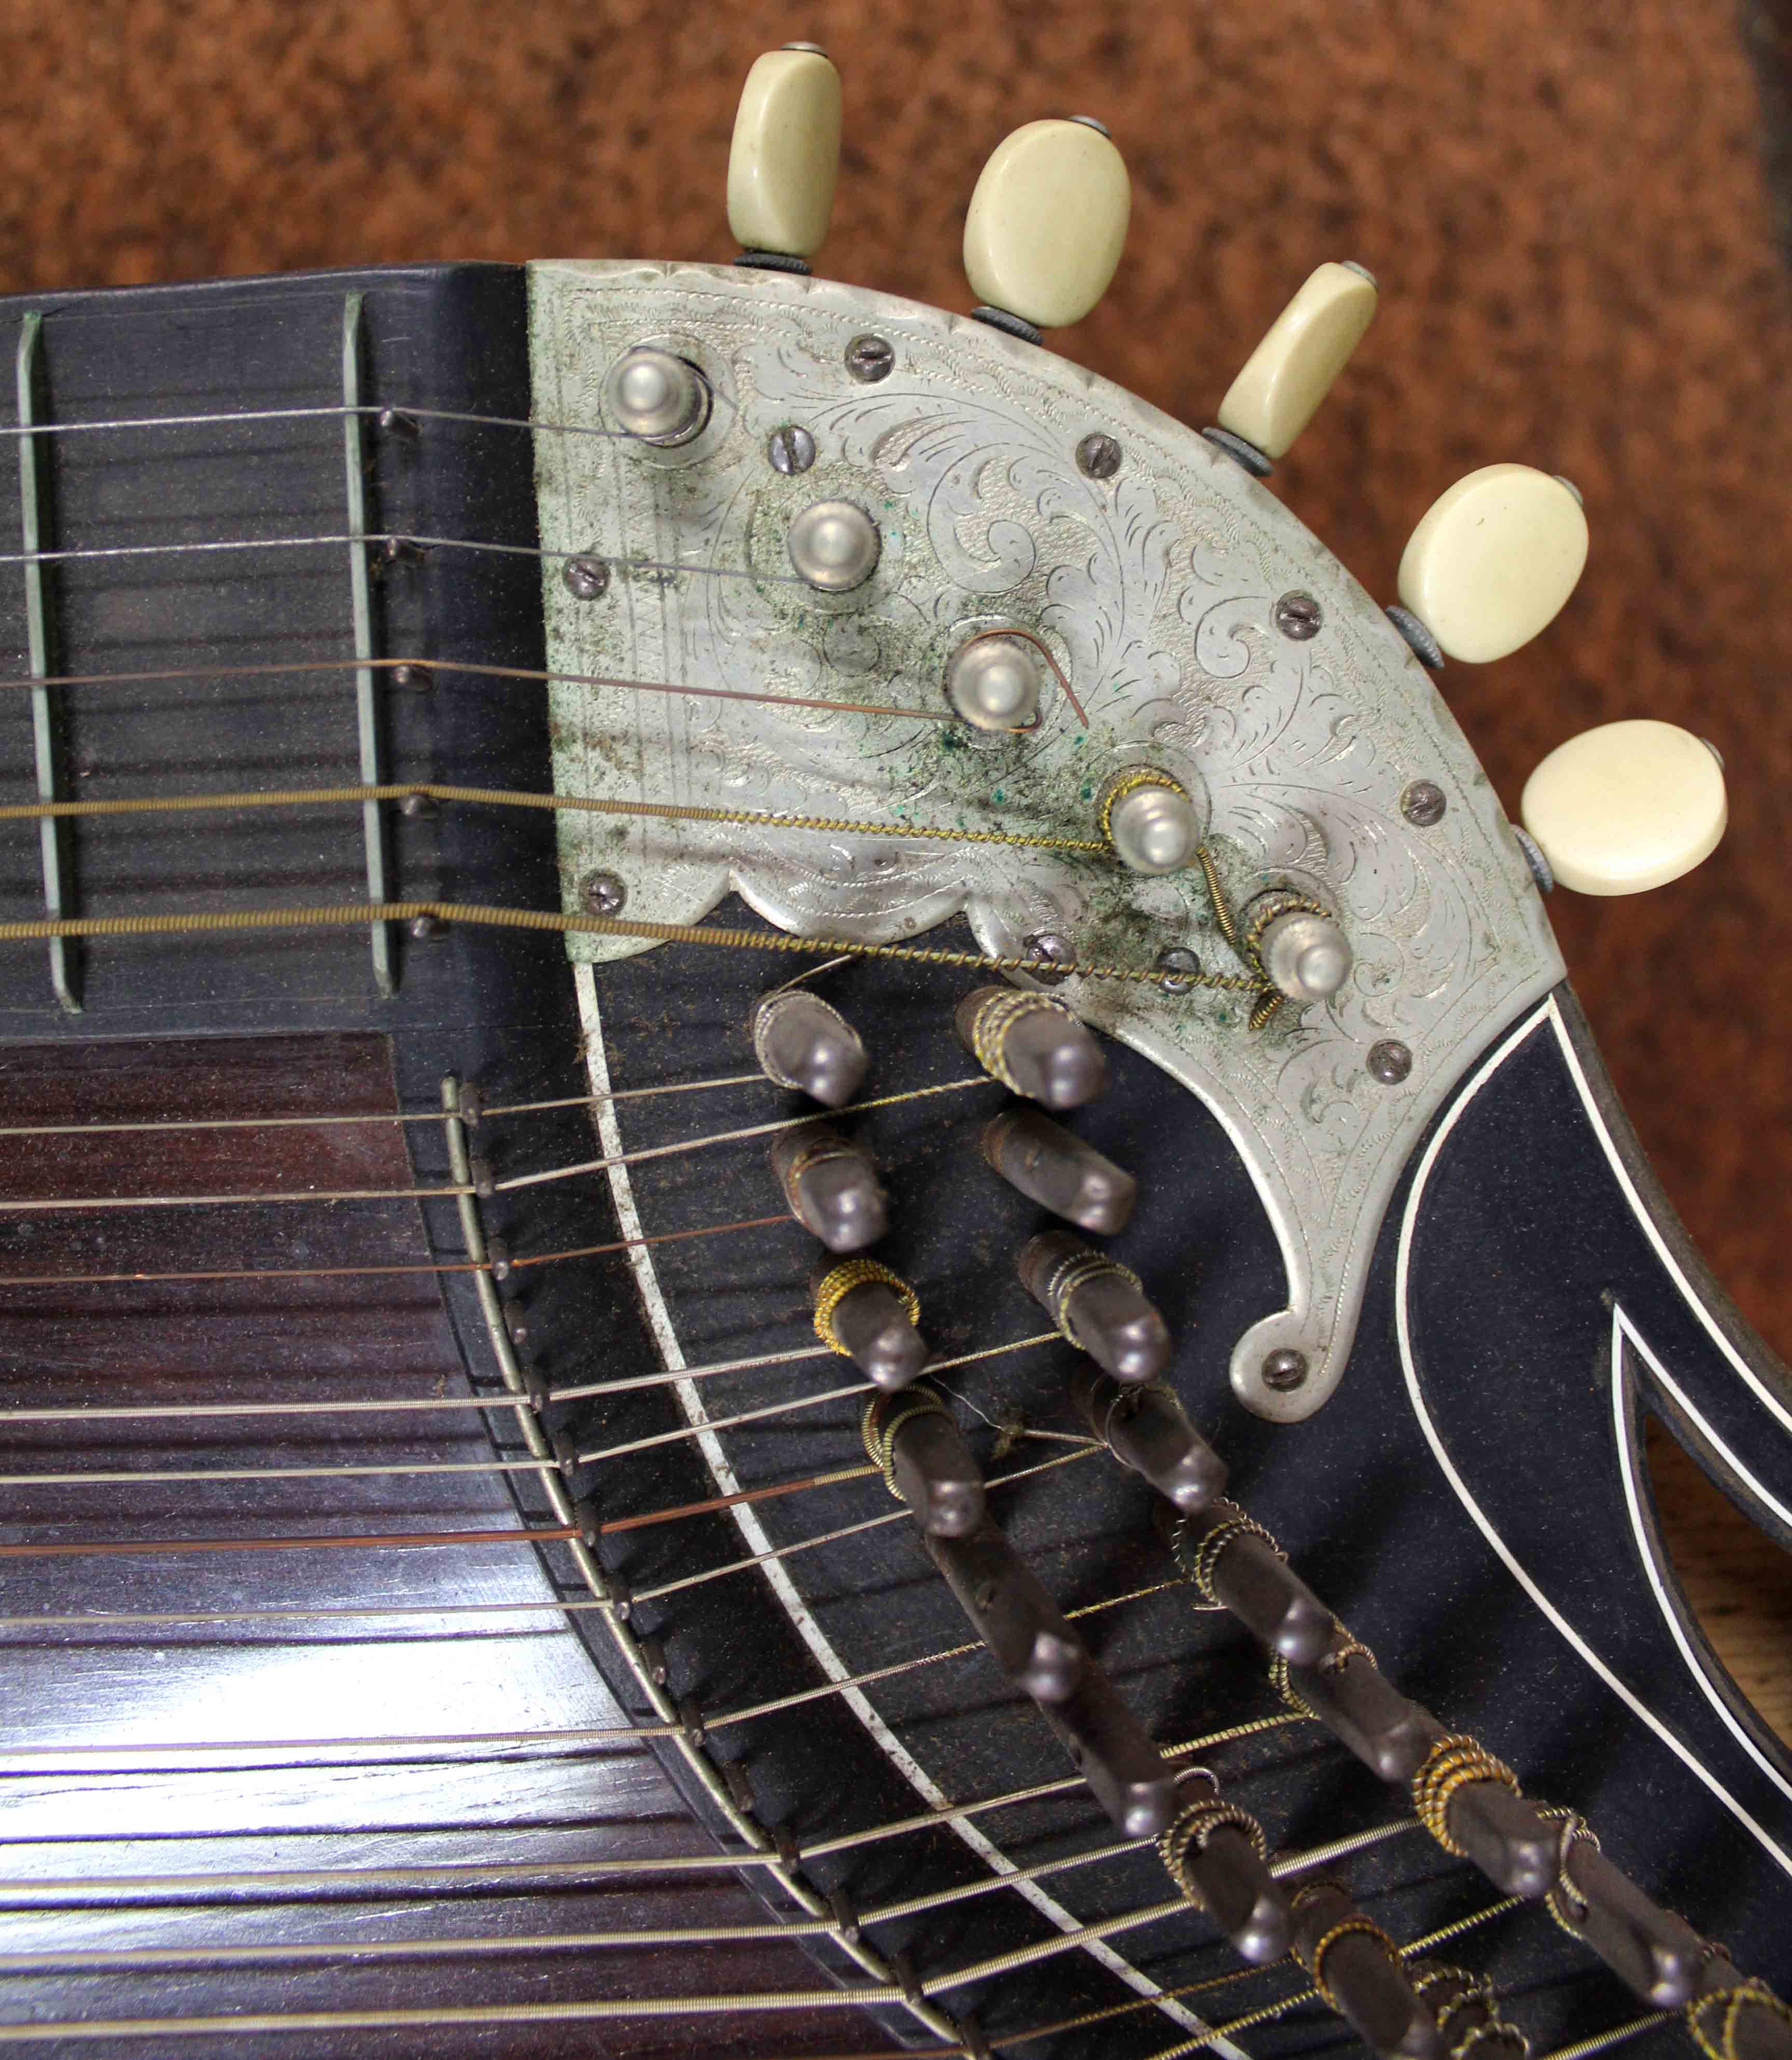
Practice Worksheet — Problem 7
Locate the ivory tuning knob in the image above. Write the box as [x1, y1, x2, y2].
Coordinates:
[1520, 719, 1727, 896]
[1213, 260, 1379, 470]
[727, 44, 842, 269]
[1395, 463, 1589, 665]
[962, 117, 1131, 339]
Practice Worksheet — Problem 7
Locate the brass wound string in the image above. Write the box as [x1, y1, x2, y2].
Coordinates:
[0, 901, 1200, 991]
[0, 778, 1112, 858]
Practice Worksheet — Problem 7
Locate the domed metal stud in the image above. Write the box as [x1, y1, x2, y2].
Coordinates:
[1257, 907, 1351, 1001]
[786, 498, 881, 592]
[603, 347, 710, 446]
[945, 632, 1043, 730]
[1100, 769, 1199, 875]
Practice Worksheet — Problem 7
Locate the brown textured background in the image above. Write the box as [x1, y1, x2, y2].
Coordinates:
[0, 0, 1786, 1713]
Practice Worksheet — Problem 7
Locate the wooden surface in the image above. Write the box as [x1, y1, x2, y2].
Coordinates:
[0, 0, 1786, 1729]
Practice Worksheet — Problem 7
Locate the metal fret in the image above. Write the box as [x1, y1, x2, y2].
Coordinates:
[341, 293, 394, 997]
[13, 312, 78, 1012]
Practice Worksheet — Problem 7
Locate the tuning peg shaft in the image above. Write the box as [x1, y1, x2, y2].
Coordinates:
[727, 45, 842, 269]
[957, 987, 1108, 1109]
[1292, 1882, 1442, 2059]
[1395, 464, 1588, 664]
[770, 1123, 887, 1252]
[1214, 261, 1378, 469]
[1019, 1231, 1172, 1384]
[752, 988, 867, 1106]
[1520, 719, 1727, 895]
[983, 1107, 1136, 1234]
[963, 118, 1130, 339]
[863, 1388, 985, 1538]
[1072, 1367, 1227, 1513]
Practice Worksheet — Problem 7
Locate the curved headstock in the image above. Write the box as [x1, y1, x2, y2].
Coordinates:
[535, 255, 1557, 1422]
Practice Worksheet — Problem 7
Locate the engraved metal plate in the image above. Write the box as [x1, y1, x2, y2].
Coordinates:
[529, 259, 1564, 1421]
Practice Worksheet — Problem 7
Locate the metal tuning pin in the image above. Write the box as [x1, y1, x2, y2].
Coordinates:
[1210, 261, 1379, 475]
[727, 45, 842, 273]
[1037, 1658, 1179, 1837]
[982, 1106, 1136, 1234]
[1159, 1772, 1290, 1963]
[1410, 1733, 1571, 1901]
[1281, 1631, 1714, 2012]
[1409, 1968, 1528, 2060]
[602, 347, 710, 446]
[926, 1520, 1087, 1703]
[1164, 1500, 1334, 1664]
[1291, 1881, 1442, 2060]
[889, 1423, 1175, 1835]
[962, 117, 1131, 342]
[957, 986, 1108, 1109]
[786, 498, 881, 591]
[1019, 1230, 1171, 1384]
[769, 1122, 887, 1252]
[862, 1387, 984, 1537]
[1251, 898, 1352, 1003]
[1394, 464, 1589, 665]
[751, 988, 867, 1106]
[1690, 1962, 1792, 2060]
[1280, 1633, 1446, 1785]
[1071, 1364, 1227, 1513]
[1099, 769, 1200, 876]
[812, 1260, 928, 1391]
[1520, 719, 1727, 895]
[1552, 1830, 1706, 2009]
[945, 631, 1044, 731]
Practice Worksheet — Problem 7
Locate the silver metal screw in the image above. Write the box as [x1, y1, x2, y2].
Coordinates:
[387, 662, 429, 690]
[398, 791, 435, 819]
[1402, 780, 1447, 827]
[1076, 432, 1123, 479]
[408, 914, 445, 942]
[1023, 932, 1074, 985]
[845, 335, 895, 383]
[1262, 1348, 1308, 1393]
[1275, 592, 1323, 641]
[581, 871, 627, 916]
[767, 424, 817, 475]
[563, 553, 610, 601]
[1155, 947, 1201, 994]
[1367, 1040, 1412, 1085]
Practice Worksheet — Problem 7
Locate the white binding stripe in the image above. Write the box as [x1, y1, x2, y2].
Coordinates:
[1609, 1302, 1792, 1813]
[1395, 993, 1792, 1880]
[573, 965, 1231, 2048]
[1548, 1008, 1792, 1441]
